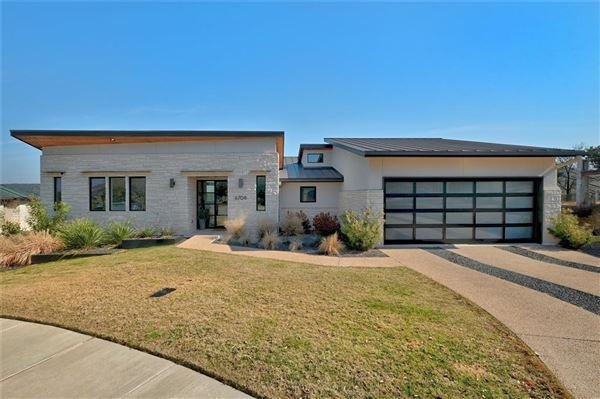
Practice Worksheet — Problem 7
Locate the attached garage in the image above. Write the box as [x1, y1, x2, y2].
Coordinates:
[384, 178, 543, 244]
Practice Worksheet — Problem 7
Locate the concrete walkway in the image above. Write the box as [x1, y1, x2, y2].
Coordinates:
[178, 235, 399, 267]
[383, 248, 600, 399]
[0, 319, 251, 399]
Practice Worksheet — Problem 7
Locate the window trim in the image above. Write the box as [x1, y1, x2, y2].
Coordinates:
[53, 176, 62, 204]
[300, 186, 317, 203]
[128, 176, 146, 211]
[256, 175, 266, 211]
[109, 176, 126, 211]
[89, 177, 106, 211]
[306, 153, 324, 163]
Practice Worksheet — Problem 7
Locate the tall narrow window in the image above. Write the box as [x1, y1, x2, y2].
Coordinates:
[53, 177, 62, 203]
[109, 177, 126, 211]
[89, 177, 106, 211]
[300, 186, 317, 203]
[129, 177, 146, 211]
[256, 175, 266, 211]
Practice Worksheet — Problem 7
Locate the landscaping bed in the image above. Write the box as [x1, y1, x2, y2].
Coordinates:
[217, 234, 388, 258]
[0, 246, 570, 398]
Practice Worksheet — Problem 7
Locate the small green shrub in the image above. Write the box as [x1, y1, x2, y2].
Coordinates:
[105, 221, 136, 245]
[160, 226, 174, 237]
[60, 219, 105, 250]
[27, 197, 70, 234]
[548, 209, 592, 249]
[312, 212, 340, 236]
[340, 208, 383, 251]
[137, 227, 155, 238]
[1, 221, 22, 236]
[280, 212, 304, 236]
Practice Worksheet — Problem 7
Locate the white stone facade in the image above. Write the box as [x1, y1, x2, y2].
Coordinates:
[34, 136, 562, 244]
[40, 139, 279, 236]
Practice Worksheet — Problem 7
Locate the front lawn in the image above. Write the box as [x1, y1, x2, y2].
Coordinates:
[0, 246, 568, 398]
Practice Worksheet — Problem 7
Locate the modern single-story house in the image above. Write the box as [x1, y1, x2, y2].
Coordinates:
[11, 129, 586, 245]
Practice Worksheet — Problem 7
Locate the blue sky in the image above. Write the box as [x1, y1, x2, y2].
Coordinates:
[1, 2, 598, 183]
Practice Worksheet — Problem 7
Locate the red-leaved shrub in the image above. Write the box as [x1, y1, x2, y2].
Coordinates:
[312, 212, 340, 236]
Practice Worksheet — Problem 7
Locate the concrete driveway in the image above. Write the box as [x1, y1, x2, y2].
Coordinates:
[0, 319, 251, 399]
[383, 246, 600, 399]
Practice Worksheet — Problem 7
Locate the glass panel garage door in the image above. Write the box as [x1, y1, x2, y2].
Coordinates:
[384, 178, 541, 244]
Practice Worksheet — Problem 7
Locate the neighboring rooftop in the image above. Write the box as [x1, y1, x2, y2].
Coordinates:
[281, 163, 344, 182]
[324, 138, 587, 157]
[0, 184, 40, 201]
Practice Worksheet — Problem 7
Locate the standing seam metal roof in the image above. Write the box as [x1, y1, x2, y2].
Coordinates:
[324, 138, 586, 157]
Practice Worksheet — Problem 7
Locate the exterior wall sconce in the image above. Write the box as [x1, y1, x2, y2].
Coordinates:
[169, 178, 176, 188]
[238, 178, 244, 188]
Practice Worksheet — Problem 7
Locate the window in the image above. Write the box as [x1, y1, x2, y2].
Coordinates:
[109, 177, 126, 211]
[306, 153, 323, 163]
[129, 177, 146, 211]
[256, 175, 266, 211]
[300, 186, 316, 203]
[89, 177, 106, 211]
[53, 177, 62, 203]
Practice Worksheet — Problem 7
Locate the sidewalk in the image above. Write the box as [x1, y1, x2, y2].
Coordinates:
[0, 319, 252, 399]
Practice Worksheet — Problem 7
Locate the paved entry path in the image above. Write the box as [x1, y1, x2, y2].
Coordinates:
[383, 247, 600, 399]
[0, 319, 251, 399]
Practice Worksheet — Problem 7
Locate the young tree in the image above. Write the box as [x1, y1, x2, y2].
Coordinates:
[556, 143, 586, 201]
[586, 145, 600, 169]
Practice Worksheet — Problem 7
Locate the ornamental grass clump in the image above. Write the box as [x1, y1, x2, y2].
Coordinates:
[137, 227, 155, 238]
[288, 236, 303, 252]
[548, 209, 592, 249]
[224, 216, 247, 241]
[340, 208, 383, 251]
[257, 216, 277, 240]
[280, 212, 304, 236]
[104, 220, 136, 246]
[0, 232, 64, 267]
[60, 219, 105, 250]
[260, 231, 280, 250]
[318, 232, 344, 256]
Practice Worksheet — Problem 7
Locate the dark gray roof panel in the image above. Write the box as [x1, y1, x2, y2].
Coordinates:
[324, 138, 586, 157]
[281, 163, 344, 182]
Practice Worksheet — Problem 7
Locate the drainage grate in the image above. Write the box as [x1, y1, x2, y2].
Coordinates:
[151, 287, 176, 298]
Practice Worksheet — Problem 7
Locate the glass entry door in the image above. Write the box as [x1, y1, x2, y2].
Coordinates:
[197, 180, 228, 229]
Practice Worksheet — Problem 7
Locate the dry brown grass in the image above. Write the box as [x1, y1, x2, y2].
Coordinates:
[224, 216, 246, 240]
[318, 232, 344, 256]
[0, 247, 570, 399]
[259, 231, 280, 250]
[0, 232, 64, 267]
[256, 216, 277, 240]
[279, 212, 304, 236]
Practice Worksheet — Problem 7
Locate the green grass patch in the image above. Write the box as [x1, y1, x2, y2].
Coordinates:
[0, 246, 569, 398]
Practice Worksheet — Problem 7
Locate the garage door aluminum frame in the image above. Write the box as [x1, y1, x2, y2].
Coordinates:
[383, 177, 543, 244]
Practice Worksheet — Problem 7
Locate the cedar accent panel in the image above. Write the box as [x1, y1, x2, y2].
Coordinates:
[16, 135, 285, 168]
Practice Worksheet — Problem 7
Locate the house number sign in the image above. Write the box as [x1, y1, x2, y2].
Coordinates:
[234, 195, 248, 200]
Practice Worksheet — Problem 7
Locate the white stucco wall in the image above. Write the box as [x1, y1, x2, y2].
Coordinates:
[330, 147, 560, 243]
[40, 139, 280, 236]
[279, 182, 341, 220]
